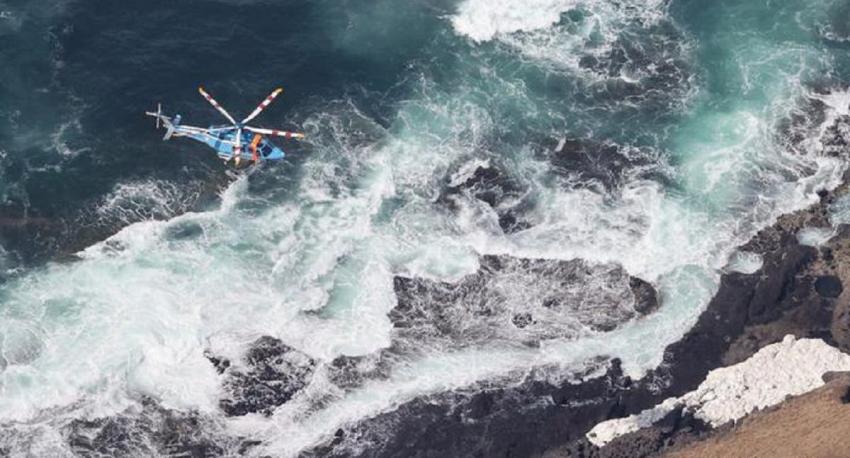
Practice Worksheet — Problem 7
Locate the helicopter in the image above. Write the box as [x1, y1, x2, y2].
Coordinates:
[145, 87, 304, 165]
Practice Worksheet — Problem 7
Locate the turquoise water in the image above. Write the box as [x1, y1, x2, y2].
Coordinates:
[1, 0, 849, 455]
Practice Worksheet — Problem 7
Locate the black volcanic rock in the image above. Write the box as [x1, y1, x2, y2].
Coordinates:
[576, 20, 692, 110]
[216, 336, 316, 417]
[319, 255, 658, 398]
[549, 138, 666, 193]
[437, 160, 533, 233]
[305, 359, 644, 458]
[326, 352, 390, 390]
[390, 255, 656, 349]
[629, 277, 659, 315]
[64, 398, 232, 457]
[780, 86, 850, 159]
[306, 174, 850, 458]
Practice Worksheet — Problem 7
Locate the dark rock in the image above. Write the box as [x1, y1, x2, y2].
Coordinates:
[204, 352, 231, 374]
[822, 371, 850, 383]
[512, 312, 534, 328]
[305, 170, 850, 458]
[305, 360, 634, 458]
[64, 398, 232, 457]
[0, 172, 230, 267]
[326, 353, 390, 390]
[436, 160, 533, 234]
[780, 87, 850, 160]
[218, 336, 316, 417]
[629, 277, 659, 315]
[238, 440, 263, 455]
[575, 20, 692, 110]
[390, 255, 656, 349]
[549, 138, 667, 193]
[815, 275, 843, 298]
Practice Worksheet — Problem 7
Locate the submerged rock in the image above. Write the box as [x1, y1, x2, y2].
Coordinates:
[549, 138, 667, 193]
[436, 159, 533, 234]
[320, 254, 658, 396]
[216, 336, 316, 417]
[0, 174, 229, 267]
[780, 86, 850, 160]
[64, 398, 233, 457]
[326, 353, 389, 390]
[576, 20, 693, 112]
[390, 255, 657, 350]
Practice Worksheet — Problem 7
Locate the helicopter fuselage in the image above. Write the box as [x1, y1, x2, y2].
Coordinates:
[185, 125, 285, 162]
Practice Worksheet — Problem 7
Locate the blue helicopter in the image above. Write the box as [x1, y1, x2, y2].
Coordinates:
[146, 87, 304, 165]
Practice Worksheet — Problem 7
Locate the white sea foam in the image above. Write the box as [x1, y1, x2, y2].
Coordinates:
[797, 226, 836, 246]
[450, 0, 674, 81]
[49, 119, 89, 157]
[451, 0, 582, 43]
[724, 250, 764, 274]
[93, 179, 204, 225]
[451, 0, 665, 43]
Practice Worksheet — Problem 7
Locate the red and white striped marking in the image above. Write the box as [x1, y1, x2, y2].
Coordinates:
[241, 88, 284, 124]
[198, 87, 237, 124]
[245, 126, 305, 139]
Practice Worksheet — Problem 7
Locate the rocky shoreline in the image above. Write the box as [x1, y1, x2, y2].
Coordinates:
[548, 177, 850, 458]
[299, 172, 850, 458]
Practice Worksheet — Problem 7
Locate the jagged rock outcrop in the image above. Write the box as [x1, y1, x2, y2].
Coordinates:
[213, 336, 317, 417]
[391, 255, 657, 350]
[437, 159, 533, 233]
[63, 398, 234, 457]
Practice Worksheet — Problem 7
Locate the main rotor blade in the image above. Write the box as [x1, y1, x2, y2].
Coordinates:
[241, 88, 283, 125]
[245, 126, 305, 139]
[198, 87, 237, 125]
[207, 126, 239, 132]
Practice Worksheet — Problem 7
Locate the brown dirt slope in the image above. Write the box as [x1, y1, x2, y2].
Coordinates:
[665, 373, 850, 458]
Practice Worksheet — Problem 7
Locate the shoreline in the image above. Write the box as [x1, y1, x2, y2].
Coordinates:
[304, 170, 850, 457]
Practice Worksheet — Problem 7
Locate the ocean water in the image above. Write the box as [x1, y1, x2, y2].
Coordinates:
[1, 0, 849, 455]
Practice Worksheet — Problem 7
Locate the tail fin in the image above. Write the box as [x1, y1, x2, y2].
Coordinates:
[145, 105, 181, 141]
[163, 114, 181, 140]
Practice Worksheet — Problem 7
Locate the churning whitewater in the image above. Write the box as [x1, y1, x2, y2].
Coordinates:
[1, 0, 850, 456]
